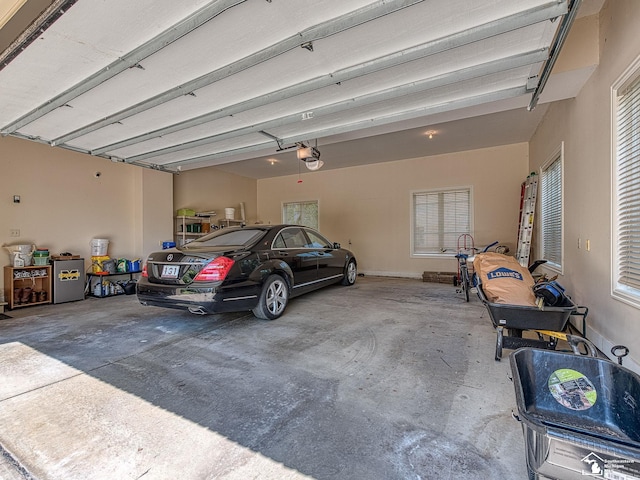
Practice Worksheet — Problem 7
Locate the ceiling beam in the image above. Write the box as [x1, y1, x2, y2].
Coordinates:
[157, 85, 529, 171]
[279, 86, 529, 145]
[90, 0, 567, 157]
[529, 0, 581, 110]
[122, 49, 547, 163]
[42, 0, 426, 145]
[1, 0, 250, 134]
[0, 0, 75, 69]
[142, 140, 277, 171]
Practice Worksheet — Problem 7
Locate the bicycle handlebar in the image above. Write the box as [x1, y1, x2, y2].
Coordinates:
[456, 241, 500, 258]
[482, 241, 499, 252]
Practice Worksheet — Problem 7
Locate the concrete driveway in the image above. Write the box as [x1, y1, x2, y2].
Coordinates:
[0, 277, 526, 479]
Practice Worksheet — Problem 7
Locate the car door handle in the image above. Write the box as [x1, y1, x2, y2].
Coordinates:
[278, 251, 288, 256]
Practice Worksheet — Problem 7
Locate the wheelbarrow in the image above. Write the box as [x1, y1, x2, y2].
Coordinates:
[476, 280, 589, 360]
[510, 347, 640, 480]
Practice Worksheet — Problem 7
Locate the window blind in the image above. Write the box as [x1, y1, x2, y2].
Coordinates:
[541, 155, 562, 268]
[413, 189, 470, 254]
[616, 74, 640, 292]
[283, 201, 318, 229]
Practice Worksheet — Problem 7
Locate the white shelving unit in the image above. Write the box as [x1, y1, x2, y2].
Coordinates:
[175, 215, 214, 246]
[218, 218, 244, 228]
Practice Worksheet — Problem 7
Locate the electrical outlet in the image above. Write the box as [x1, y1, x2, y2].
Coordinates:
[10, 229, 20, 237]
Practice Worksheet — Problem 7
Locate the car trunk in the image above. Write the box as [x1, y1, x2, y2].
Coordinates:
[146, 249, 225, 285]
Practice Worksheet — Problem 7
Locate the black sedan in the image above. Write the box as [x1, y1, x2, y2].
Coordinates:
[137, 224, 357, 319]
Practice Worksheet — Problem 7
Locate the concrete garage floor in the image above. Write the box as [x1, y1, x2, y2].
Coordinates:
[0, 277, 527, 480]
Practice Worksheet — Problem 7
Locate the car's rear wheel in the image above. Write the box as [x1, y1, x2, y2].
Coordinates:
[253, 275, 288, 320]
[341, 259, 357, 286]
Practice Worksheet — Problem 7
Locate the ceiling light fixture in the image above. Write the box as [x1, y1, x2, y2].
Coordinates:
[425, 130, 437, 139]
[304, 159, 323, 171]
[296, 142, 323, 171]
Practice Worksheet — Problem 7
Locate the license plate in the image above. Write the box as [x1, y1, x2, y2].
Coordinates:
[161, 265, 180, 278]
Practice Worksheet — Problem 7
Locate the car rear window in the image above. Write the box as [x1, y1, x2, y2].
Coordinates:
[186, 228, 265, 248]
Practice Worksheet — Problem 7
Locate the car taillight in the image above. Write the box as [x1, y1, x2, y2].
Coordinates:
[141, 262, 148, 278]
[194, 256, 235, 282]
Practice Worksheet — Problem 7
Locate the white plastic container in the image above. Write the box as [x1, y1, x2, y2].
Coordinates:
[224, 208, 235, 219]
[4, 244, 34, 267]
[90, 238, 109, 256]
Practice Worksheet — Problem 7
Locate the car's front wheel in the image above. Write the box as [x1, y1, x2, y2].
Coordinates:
[253, 274, 289, 320]
[341, 259, 357, 286]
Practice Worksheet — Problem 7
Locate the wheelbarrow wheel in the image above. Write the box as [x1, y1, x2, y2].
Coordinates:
[495, 327, 504, 361]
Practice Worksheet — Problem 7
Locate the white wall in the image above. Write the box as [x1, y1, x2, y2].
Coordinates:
[529, 0, 640, 371]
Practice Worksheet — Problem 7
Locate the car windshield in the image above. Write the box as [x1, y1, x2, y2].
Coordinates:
[185, 228, 265, 248]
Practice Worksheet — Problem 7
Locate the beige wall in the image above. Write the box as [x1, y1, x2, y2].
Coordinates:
[553, 13, 599, 74]
[135, 167, 175, 257]
[529, 0, 640, 370]
[173, 168, 257, 225]
[0, 135, 173, 300]
[257, 143, 529, 277]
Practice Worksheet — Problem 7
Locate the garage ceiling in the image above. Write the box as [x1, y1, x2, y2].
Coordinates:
[0, 0, 600, 178]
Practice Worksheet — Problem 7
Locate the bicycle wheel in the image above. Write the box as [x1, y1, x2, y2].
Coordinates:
[463, 271, 470, 302]
[459, 263, 470, 302]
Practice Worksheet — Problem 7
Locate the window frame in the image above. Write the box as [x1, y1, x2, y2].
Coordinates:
[282, 200, 319, 230]
[539, 143, 564, 274]
[410, 186, 473, 257]
[611, 54, 640, 309]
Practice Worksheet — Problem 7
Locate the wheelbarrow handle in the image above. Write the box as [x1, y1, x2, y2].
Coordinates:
[528, 259, 547, 274]
[572, 305, 589, 318]
[611, 345, 629, 365]
[565, 334, 598, 357]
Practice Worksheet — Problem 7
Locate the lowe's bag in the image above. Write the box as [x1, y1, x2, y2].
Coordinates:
[473, 252, 537, 306]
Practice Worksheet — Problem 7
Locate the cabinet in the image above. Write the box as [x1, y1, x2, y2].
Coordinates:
[4, 265, 52, 310]
[175, 215, 214, 246]
[87, 271, 141, 298]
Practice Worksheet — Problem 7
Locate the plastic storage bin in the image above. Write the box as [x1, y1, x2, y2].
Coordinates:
[90, 238, 109, 256]
[510, 348, 640, 479]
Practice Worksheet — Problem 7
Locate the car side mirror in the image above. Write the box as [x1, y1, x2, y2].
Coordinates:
[333, 242, 341, 249]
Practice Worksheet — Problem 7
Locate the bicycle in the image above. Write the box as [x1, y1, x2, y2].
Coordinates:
[455, 251, 472, 302]
[455, 241, 501, 302]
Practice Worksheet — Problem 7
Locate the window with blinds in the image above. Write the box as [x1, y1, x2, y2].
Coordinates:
[282, 200, 318, 229]
[613, 69, 640, 305]
[540, 148, 563, 271]
[412, 188, 471, 255]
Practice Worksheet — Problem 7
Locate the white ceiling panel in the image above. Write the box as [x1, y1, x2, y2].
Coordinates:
[266, 69, 531, 139]
[0, 0, 597, 177]
[0, 0, 213, 125]
[71, 19, 553, 155]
